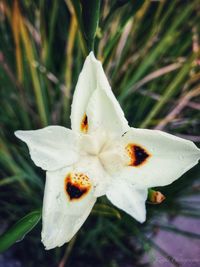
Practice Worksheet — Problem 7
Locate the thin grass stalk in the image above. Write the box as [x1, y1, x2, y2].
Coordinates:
[19, 10, 48, 126]
[12, 0, 23, 82]
[140, 55, 195, 128]
[63, 0, 78, 123]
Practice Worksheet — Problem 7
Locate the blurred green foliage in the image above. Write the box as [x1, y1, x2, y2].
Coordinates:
[0, 0, 200, 266]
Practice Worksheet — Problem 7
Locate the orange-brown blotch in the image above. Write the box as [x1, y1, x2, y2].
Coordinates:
[64, 173, 91, 201]
[126, 144, 151, 167]
[80, 113, 88, 133]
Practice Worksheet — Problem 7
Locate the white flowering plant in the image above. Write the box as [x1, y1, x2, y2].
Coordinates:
[0, 1, 200, 266]
[15, 52, 200, 249]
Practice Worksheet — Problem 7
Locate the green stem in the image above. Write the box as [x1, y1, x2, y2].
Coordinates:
[80, 0, 101, 53]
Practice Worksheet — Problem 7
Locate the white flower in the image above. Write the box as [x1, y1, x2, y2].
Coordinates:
[15, 52, 200, 250]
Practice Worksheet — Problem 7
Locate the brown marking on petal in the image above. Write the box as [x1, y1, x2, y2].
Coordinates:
[126, 144, 151, 167]
[64, 173, 91, 201]
[80, 113, 88, 133]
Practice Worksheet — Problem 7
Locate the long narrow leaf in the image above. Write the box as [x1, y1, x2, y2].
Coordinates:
[0, 210, 41, 253]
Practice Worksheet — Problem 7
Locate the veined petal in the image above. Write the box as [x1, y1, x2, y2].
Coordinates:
[42, 166, 96, 249]
[15, 126, 80, 171]
[70, 52, 128, 134]
[102, 128, 200, 188]
[86, 89, 129, 135]
[106, 181, 147, 223]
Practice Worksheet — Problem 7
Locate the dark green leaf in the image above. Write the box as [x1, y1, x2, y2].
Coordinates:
[81, 0, 101, 51]
[0, 210, 41, 253]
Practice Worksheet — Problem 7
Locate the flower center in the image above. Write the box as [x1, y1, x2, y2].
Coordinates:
[80, 130, 108, 157]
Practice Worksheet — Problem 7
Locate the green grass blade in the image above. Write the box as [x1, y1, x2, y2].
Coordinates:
[0, 174, 26, 187]
[153, 224, 200, 240]
[81, 0, 101, 52]
[140, 55, 194, 128]
[119, 2, 194, 101]
[0, 210, 41, 253]
[19, 16, 49, 126]
[92, 204, 121, 219]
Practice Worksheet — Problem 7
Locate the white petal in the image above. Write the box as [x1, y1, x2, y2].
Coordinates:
[15, 126, 80, 171]
[103, 128, 200, 187]
[70, 52, 100, 133]
[86, 89, 129, 135]
[42, 166, 96, 249]
[106, 180, 147, 223]
[70, 52, 128, 134]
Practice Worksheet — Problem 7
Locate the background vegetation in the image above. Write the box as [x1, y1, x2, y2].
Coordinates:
[0, 0, 200, 266]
